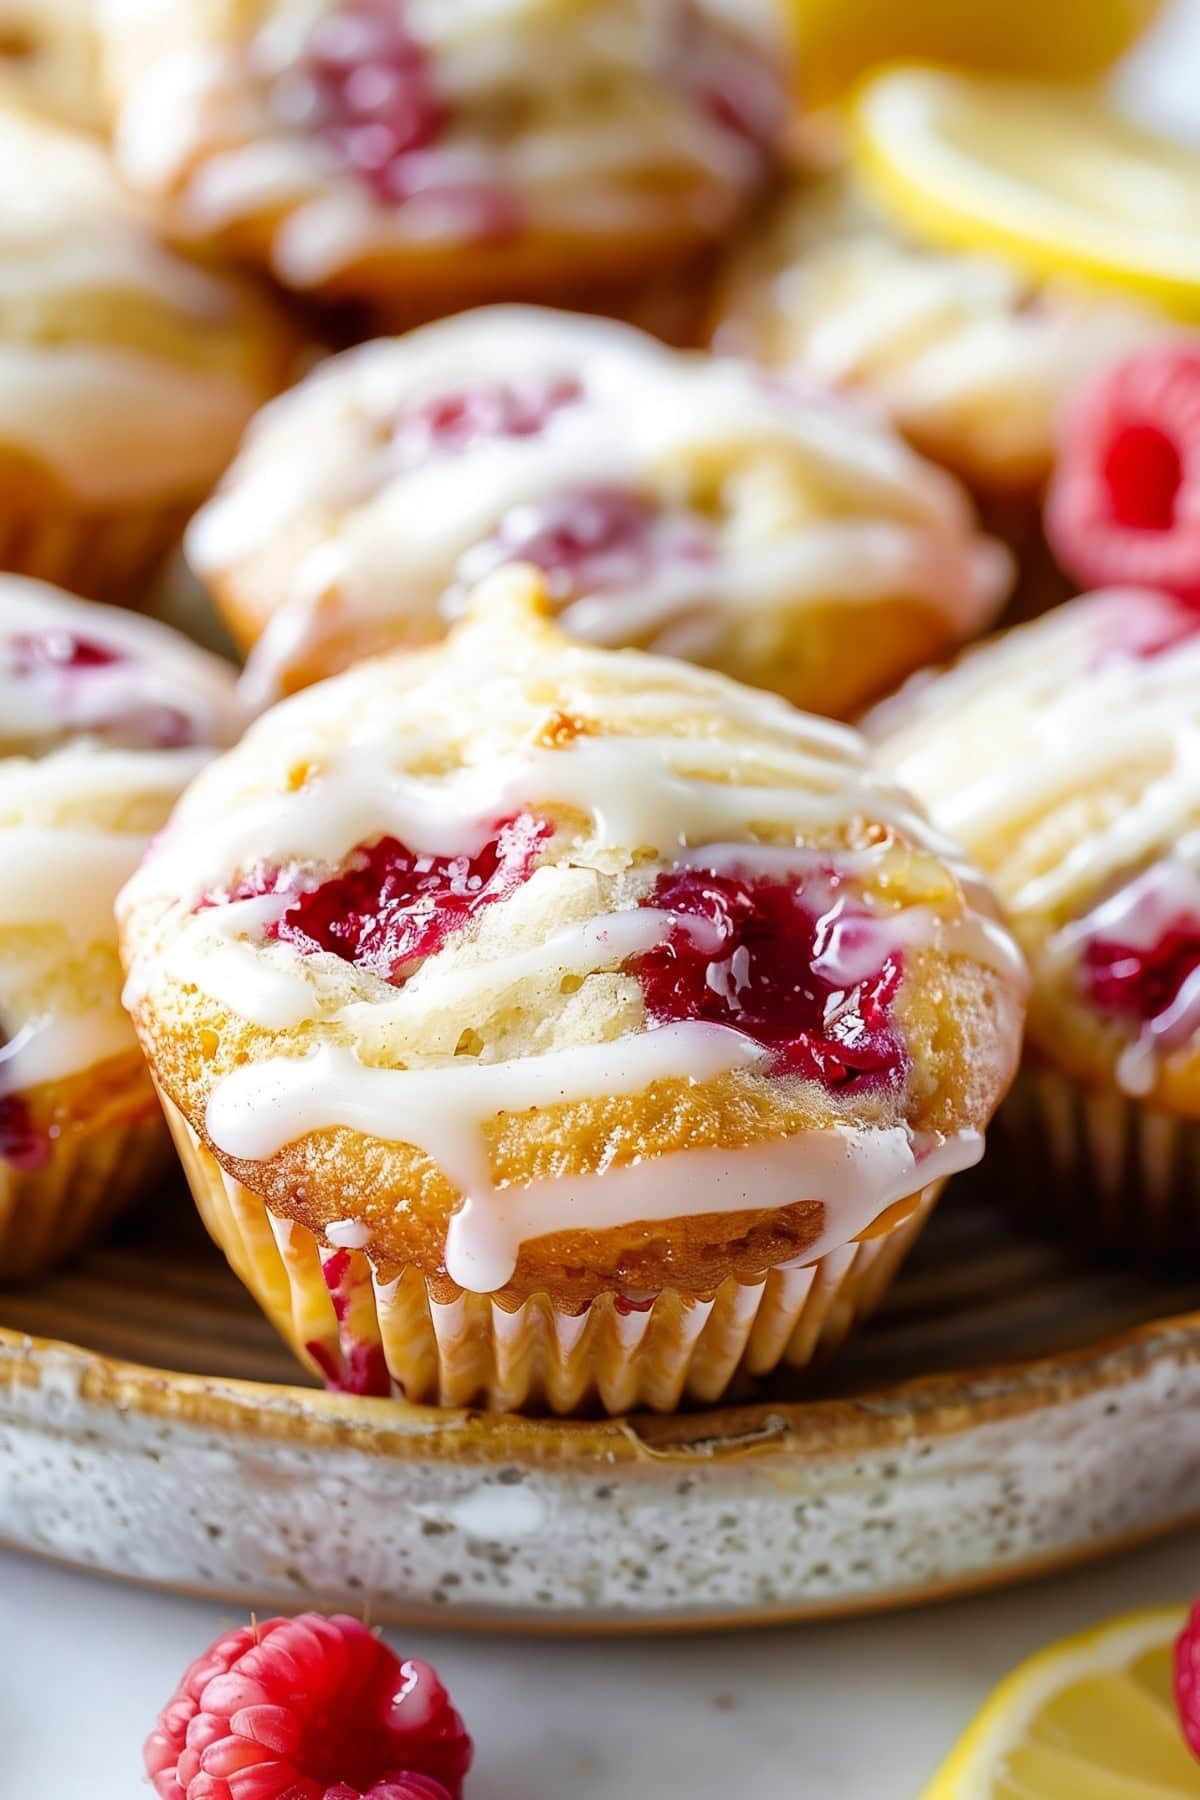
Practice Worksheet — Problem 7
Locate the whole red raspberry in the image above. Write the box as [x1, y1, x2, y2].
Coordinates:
[1046, 341, 1200, 608]
[144, 1614, 473, 1800]
[1176, 1600, 1200, 1759]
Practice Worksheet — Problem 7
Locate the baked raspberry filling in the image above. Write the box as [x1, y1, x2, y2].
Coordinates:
[0, 1094, 50, 1172]
[390, 375, 582, 470]
[254, 813, 549, 983]
[668, 1, 786, 157]
[455, 486, 715, 604]
[307, 1248, 392, 1398]
[303, 1, 445, 199]
[8, 627, 195, 749]
[1046, 345, 1200, 607]
[633, 866, 906, 1088]
[144, 1612, 472, 1800]
[1083, 915, 1200, 1033]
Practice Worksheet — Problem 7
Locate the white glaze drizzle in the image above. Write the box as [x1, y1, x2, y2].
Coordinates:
[717, 175, 1163, 482]
[205, 1026, 983, 1291]
[185, 306, 1008, 704]
[870, 588, 1200, 1081]
[104, 0, 782, 288]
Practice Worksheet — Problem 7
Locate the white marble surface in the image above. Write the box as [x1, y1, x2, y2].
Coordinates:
[2, 1530, 1199, 1798]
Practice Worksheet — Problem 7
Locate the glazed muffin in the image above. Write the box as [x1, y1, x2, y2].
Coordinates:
[867, 586, 1200, 1254]
[118, 566, 1026, 1414]
[0, 104, 298, 602]
[714, 173, 1164, 497]
[187, 305, 1011, 713]
[0, 0, 102, 130]
[0, 577, 239, 1279]
[98, 0, 789, 324]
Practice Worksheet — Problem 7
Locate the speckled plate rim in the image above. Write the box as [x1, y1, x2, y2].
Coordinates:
[5, 1306, 1200, 1463]
[6, 1310, 1200, 1631]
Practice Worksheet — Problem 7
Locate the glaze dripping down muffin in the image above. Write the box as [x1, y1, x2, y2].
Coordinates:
[119, 567, 1026, 1412]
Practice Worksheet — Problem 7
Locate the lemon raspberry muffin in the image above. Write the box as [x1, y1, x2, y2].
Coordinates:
[98, 0, 789, 324]
[187, 305, 1011, 714]
[0, 104, 298, 602]
[714, 173, 1163, 499]
[0, 577, 239, 1279]
[867, 586, 1200, 1254]
[118, 567, 1026, 1414]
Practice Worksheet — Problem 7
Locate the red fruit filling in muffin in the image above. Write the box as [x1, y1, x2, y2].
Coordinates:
[307, 1248, 392, 1398]
[1082, 907, 1200, 1034]
[144, 1612, 473, 1800]
[669, 0, 787, 158]
[455, 486, 716, 603]
[267, 814, 550, 980]
[1046, 344, 1200, 607]
[390, 376, 582, 470]
[0, 1085, 49, 1172]
[8, 627, 197, 749]
[633, 866, 907, 1088]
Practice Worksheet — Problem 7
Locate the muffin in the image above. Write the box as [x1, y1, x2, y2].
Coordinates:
[117, 566, 1026, 1414]
[0, 576, 239, 1279]
[98, 0, 790, 325]
[186, 304, 1011, 713]
[866, 585, 1200, 1254]
[0, 0, 102, 130]
[0, 104, 298, 602]
[714, 173, 1163, 498]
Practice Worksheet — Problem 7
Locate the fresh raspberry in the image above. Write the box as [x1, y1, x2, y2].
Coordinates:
[1046, 343, 1200, 607]
[144, 1613, 472, 1800]
[268, 813, 549, 982]
[1175, 1600, 1200, 1759]
[632, 865, 907, 1089]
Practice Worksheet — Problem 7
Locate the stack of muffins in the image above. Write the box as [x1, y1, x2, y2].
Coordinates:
[1, 0, 1196, 1418]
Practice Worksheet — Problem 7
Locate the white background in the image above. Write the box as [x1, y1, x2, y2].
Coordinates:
[5, 2, 1200, 1795]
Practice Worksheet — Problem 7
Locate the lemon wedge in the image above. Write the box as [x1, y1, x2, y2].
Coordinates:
[786, 0, 1162, 102]
[922, 1606, 1200, 1799]
[850, 65, 1200, 318]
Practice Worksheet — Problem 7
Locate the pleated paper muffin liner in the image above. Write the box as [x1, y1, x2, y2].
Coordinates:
[0, 1109, 170, 1282]
[162, 1093, 941, 1416]
[997, 1062, 1200, 1256]
[0, 498, 190, 606]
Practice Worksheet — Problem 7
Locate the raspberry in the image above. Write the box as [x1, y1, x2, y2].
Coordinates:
[1083, 910, 1200, 1029]
[390, 377, 582, 471]
[1176, 1600, 1200, 1759]
[454, 486, 715, 606]
[269, 813, 549, 982]
[0, 1092, 50, 1171]
[632, 865, 907, 1089]
[9, 629, 121, 674]
[303, 1, 446, 203]
[1046, 343, 1200, 607]
[144, 1613, 472, 1800]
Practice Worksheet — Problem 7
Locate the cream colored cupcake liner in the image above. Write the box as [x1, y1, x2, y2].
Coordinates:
[0, 499, 191, 606]
[162, 1092, 941, 1415]
[998, 1062, 1200, 1255]
[0, 1108, 170, 1282]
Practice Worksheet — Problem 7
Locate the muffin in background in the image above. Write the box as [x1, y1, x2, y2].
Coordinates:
[0, 104, 299, 602]
[714, 173, 1162, 498]
[867, 586, 1200, 1255]
[118, 567, 1026, 1414]
[187, 304, 1011, 714]
[98, 0, 790, 327]
[0, 0, 102, 130]
[0, 577, 239, 1279]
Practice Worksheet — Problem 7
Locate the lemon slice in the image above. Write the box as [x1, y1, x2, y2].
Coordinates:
[788, 0, 1162, 103]
[922, 1606, 1200, 1799]
[851, 65, 1200, 317]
